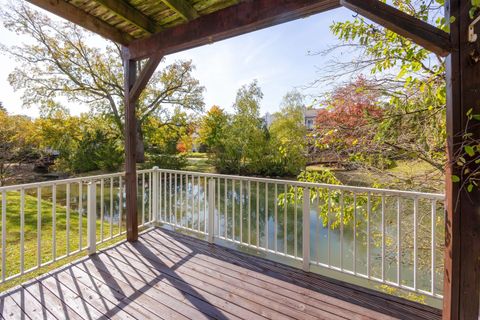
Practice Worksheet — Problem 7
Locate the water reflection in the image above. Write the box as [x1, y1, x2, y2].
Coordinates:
[159, 175, 445, 296]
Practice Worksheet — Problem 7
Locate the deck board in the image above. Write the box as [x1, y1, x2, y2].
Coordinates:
[0, 228, 442, 320]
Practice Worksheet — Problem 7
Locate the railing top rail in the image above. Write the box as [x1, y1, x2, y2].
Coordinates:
[0, 167, 445, 200]
[0, 168, 159, 192]
[0, 171, 127, 192]
[154, 168, 445, 200]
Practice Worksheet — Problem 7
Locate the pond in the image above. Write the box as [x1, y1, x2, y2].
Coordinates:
[4, 172, 444, 306]
[157, 174, 445, 304]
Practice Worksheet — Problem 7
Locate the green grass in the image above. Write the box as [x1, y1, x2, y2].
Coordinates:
[0, 190, 123, 292]
[307, 160, 444, 192]
[184, 152, 208, 158]
[185, 157, 216, 173]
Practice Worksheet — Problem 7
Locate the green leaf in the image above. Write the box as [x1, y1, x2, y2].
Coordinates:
[467, 184, 474, 192]
[465, 145, 476, 157]
[452, 175, 460, 183]
[470, 7, 477, 19]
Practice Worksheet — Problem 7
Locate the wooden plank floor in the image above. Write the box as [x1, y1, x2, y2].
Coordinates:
[0, 228, 442, 320]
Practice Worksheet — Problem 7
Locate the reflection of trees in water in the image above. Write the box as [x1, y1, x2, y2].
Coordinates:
[161, 174, 444, 294]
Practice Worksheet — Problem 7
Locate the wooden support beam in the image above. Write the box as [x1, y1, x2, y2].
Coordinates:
[443, 0, 480, 319]
[93, 0, 160, 34]
[161, 0, 199, 21]
[123, 47, 138, 242]
[341, 0, 452, 57]
[129, 54, 163, 103]
[26, 0, 133, 45]
[127, 0, 340, 60]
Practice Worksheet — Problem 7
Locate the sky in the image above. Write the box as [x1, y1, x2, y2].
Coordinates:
[0, 1, 356, 118]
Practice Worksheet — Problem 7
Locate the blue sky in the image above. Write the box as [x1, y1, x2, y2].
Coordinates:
[0, 2, 355, 118]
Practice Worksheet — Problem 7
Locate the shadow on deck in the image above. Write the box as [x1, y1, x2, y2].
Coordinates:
[0, 228, 442, 320]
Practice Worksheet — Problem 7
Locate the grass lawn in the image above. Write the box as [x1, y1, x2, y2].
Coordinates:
[0, 189, 124, 292]
[185, 155, 216, 173]
[307, 160, 444, 193]
[184, 152, 208, 159]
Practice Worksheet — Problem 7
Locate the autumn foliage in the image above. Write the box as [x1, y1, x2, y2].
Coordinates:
[314, 77, 383, 152]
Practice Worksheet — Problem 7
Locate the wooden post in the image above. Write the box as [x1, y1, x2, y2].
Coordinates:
[123, 47, 138, 242]
[443, 1, 480, 318]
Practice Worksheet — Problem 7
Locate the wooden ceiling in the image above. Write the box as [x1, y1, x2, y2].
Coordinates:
[25, 0, 450, 61]
[26, 0, 240, 44]
[25, 0, 342, 59]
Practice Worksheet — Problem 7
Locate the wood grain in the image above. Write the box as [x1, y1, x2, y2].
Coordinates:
[0, 228, 442, 319]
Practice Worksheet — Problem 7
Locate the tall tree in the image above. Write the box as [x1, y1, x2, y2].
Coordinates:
[198, 105, 229, 152]
[0, 3, 204, 161]
[227, 80, 267, 174]
[269, 91, 307, 176]
[207, 81, 268, 174]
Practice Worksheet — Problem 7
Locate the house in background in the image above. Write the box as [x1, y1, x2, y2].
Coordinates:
[304, 108, 320, 130]
[263, 107, 320, 130]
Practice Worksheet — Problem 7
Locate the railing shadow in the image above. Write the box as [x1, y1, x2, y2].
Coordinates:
[148, 227, 443, 320]
[86, 243, 229, 319]
[0, 227, 443, 320]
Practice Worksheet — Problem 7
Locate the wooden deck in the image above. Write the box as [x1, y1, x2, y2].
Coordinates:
[0, 228, 442, 320]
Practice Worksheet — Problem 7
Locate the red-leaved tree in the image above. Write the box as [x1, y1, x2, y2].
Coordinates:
[313, 76, 385, 166]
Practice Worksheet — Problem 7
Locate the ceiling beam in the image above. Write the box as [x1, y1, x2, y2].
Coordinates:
[26, 0, 133, 45]
[341, 0, 452, 57]
[161, 0, 199, 21]
[127, 0, 340, 60]
[93, 0, 160, 34]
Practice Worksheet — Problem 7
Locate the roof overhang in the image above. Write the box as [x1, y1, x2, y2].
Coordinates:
[25, 0, 451, 59]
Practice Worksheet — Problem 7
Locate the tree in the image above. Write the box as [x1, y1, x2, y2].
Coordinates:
[206, 86, 309, 176]
[310, 0, 446, 190]
[212, 81, 269, 174]
[0, 101, 5, 113]
[0, 109, 37, 185]
[1, 3, 204, 161]
[314, 77, 385, 167]
[142, 109, 191, 169]
[35, 110, 123, 173]
[268, 91, 307, 176]
[198, 106, 229, 152]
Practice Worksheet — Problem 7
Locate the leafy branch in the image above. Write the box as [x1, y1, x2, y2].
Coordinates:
[452, 109, 480, 193]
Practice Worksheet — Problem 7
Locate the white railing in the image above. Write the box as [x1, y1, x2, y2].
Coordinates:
[153, 168, 445, 300]
[0, 167, 445, 301]
[0, 170, 155, 284]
